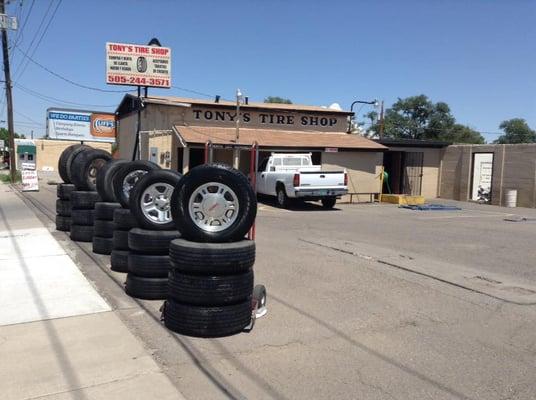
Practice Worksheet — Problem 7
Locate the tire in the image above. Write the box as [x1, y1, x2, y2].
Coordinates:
[71, 191, 101, 209]
[168, 269, 253, 306]
[70, 224, 94, 242]
[113, 229, 130, 250]
[96, 159, 129, 202]
[125, 275, 168, 300]
[321, 197, 337, 209]
[56, 199, 71, 217]
[111, 250, 129, 272]
[71, 148, 112, 191]
[128, 253, 170, 278]
[276, 184, 290, 208]
[163, 299, 251, 338]
[94, 202, 122, 220]
[170, 163, 257, 243]
[129, 170, 183, 230]
[59, 144, 89, 183]
[92, 236, 113, 255]
[112, 160, 161, 208]
[71, 209, 95, 226]
[169, 239, 255, 275]
[57, 183, 76, 200]
[55, 215, 70, 231]
[113, 208, 139, 230]
[94, 219, 115, 238]
[128, 228, 180, 255]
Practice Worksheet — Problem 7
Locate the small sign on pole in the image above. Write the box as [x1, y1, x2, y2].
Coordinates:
[106, 42, 171, 88]
[0, 14, 18, 30]
[21, 169, 39, 191]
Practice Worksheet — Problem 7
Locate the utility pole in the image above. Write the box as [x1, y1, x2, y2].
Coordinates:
[0, 0, 16, 182]
[378, 100, 385, 139]
[233, 88, 243, 169]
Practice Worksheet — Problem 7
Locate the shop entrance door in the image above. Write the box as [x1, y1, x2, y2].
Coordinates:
[402, 152, 424, 196]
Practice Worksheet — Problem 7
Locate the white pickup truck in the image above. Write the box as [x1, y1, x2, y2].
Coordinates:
[256, 153, 348, 209]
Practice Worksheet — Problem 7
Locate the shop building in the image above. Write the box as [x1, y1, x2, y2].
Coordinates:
[376, 138, 449, 198]
[115, 95, 387, 201]
[14, 139, 112, 171]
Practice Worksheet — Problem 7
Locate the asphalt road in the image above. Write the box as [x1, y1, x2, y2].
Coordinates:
[21, 175, 536, 400]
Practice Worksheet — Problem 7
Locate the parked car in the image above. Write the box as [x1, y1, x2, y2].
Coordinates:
[256, 153, 347, 209]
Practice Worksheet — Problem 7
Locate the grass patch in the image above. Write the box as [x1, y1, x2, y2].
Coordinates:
[0, 171, 22, 183]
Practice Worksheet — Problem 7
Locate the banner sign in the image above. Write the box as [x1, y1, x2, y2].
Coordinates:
[106, 42, 171, 88]
[47, 109, 116, 142]
[21, 169, 39, 191]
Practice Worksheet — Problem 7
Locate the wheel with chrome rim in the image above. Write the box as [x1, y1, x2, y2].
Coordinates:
[129, 169, 182, 230]
[188, 182, 239, 233]
[113, 160, 161, 208]
[171, 163, 257, 242]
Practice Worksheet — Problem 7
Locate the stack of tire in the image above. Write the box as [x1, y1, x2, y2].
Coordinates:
[110, 161, 161, 272]
[56, 145, 112, 242]
[124, 170, 183, 299]
[92, 160, 128, 255]
[55, 183, 74, 232]
[163, 164, 258, 338]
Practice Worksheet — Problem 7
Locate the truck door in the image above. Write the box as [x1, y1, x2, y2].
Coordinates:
[257, 157, 269, 194]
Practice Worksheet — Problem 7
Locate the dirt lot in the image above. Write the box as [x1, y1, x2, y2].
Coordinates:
[21, 176, 536, 400]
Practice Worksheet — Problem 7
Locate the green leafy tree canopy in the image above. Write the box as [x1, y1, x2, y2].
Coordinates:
[371, 95, 485, 144]
[493, 118, 536, 144]
[0, 127, 25, 143]
[264, 96, 292, 104]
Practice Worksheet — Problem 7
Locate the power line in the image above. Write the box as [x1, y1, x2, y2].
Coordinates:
[16, 0, 62, 81]
[14, 44, 131, 93]
[11, 0, 34, 49]
[12, 0, 54, 80]
[14, 82, 118, 108]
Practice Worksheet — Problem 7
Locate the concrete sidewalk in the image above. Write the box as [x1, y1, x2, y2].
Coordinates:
[0, 183, 185, 400]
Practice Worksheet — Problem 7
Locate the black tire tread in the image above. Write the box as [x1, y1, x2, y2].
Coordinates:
[56, 199, 71, 217]
[113, 229, 130, 250]
[94, 219, 115, 238]
[110, 250, 129, 272]
[168, 269, 253, 306]
[70, 224, 94, 242]
[92, 236, 113, 255]
[128, 253, 170, 278]
[128, 228, 180, 254]
[71, 191, 101, 209]
[55, 215, 70, 231]
[94, 202, 122, 220]
[163, 299, 251, 338]
[57, 183, 76, 200]
[125, 275, 168, 300]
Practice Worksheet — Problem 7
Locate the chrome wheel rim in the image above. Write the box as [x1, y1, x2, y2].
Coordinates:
[188, 182, 239, 232]
[122, 169, 148, 200]
[140, 182, 174, 224]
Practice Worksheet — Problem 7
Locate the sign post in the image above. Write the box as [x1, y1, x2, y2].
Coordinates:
[105, 39, 171, 161]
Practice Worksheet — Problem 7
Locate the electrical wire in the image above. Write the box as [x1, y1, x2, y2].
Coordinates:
[14, 45, 131, 93]
[12, 0, 54, 80]
[14, 82, 118, 108]
[11, 0, 35, 49]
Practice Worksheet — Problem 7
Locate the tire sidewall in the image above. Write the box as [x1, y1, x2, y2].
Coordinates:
[171, 164, 256, 242]
[129, 170, 182, 230]
[71, 149, 112, 191]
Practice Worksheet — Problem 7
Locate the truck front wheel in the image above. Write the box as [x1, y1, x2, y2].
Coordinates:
[276, 186, 289, 208]
[321, 197, 337, 209]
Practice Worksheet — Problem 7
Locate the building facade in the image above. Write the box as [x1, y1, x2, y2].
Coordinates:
[116, 95, 387, 201]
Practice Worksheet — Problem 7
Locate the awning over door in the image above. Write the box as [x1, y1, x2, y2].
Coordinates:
[173, 126, 387, 151]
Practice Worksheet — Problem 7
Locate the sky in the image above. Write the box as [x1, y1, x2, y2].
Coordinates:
[3, 0, 535, 142]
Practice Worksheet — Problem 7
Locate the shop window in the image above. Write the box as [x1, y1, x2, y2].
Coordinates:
[27, 154, 34, 161]
[18, 153, 24, 159]
[283, 158, 301, 166]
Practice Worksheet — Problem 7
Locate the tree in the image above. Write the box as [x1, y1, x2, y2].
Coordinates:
[264, 96, 292, 104]
[0, 127, 25, 143]
[442, 124, 485, 144]
[369, 95, 485, 143]
[493, 118, 536, 144]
